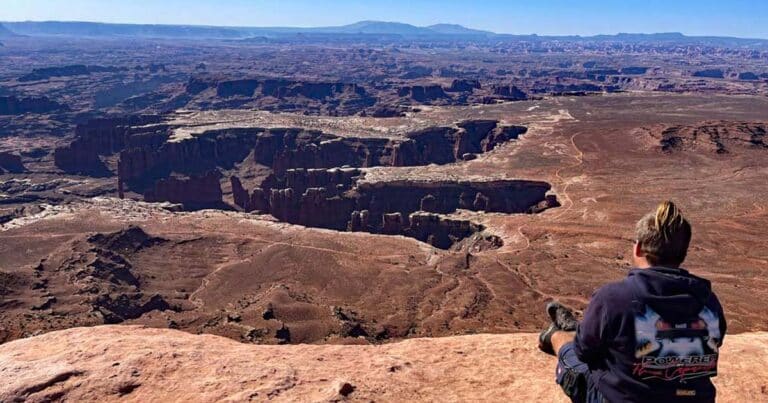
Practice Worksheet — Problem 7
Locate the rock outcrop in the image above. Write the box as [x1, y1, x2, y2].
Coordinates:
[399, 66, 433, 79]
[39, 115, 545, 247]
[184, 76, 376, 115]
[215, 79, 368, 100]
[360, 106, 407, 117]
[113, 119, 527, 204]
[0, 326, 765, 402]
[491, 85, 528, 100]
[185, 75, 220, 95]
[0, 96, 65, 115]
[11, 227, 174, 327]
[0, 152, 24, 173]
[18, 65, 126, 82]
[693, 69, 726, 79]
[143, 171, 224, 208]
[52, 116, 526, 191]
[446, 79, 481, 92]
[52, 114, 544, 248]
[652, 121, 768, 154]
[231, 169, 554, 249]
[54, 116, 165, 175]
[738, 72, 760, 81]
[397, 85, 449, 102]
[619, 66, 649, 75]
[394, 122, 527, 165]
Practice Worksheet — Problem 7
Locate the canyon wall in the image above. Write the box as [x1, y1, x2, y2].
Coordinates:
[397, 85, 449, 102]
[143, 171, 224, 207]
[185, 76, 376, 114]
[52, 115, 553, 248]
[232, 168, 555, 249]
[114, 119, 527, 200]
[0, 152, 24, 174]
[446, 79, 481, 92]
[214, 79, 368, 100]
[0, 96, 65, 115]
[54, 115, 165, 175]
[18, 64, 126, 82]
[491, 85, 528, 100]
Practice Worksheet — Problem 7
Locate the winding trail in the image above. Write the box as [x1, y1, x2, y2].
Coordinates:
[491, 123, 589, 305]
[189, 259, 246, 308]
[549, 132, 585, 221]
[504, 125, 585, 254]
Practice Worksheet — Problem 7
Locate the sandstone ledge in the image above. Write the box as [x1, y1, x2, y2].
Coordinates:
[0, 326, 766, 402]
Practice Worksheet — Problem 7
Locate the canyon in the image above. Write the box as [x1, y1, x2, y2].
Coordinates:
[51, 113, 550, 248]
[2, 94, 768, 346]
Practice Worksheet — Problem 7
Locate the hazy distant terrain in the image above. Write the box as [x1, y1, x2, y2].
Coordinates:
[3, 20, 768, 47]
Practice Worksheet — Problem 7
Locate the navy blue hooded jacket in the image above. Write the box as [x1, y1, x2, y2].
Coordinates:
[574, 267, 727, 403]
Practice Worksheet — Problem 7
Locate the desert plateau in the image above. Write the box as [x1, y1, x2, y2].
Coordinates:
[1, 9, 767, 401]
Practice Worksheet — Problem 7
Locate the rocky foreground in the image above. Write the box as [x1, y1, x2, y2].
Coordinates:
[0, 326, 766, 402]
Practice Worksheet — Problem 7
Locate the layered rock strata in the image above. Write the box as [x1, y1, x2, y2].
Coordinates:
[52, 115, 553, 248]
[232, 169, 555, 249]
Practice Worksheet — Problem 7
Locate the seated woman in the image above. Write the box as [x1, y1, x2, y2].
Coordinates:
[539, 201, 727, 403]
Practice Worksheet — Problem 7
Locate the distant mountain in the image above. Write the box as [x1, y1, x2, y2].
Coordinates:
[1, 20, 494, 39]
[426, 24, 493, 36]
[321, 21, 436, 35]
[1, 20, 766, 47]
[312, 21, 493, 36]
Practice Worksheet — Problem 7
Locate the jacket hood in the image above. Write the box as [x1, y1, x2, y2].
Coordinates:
[628, 266, 712, 321]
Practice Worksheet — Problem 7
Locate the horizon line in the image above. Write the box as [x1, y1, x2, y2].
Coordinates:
[3, 19, 767, 41]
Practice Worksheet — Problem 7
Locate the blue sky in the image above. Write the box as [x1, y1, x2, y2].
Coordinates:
[2, 0, 767, 38]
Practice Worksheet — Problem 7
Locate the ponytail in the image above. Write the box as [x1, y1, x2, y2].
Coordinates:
[654, 201, 686, 241]
[636, 201, 692, 267]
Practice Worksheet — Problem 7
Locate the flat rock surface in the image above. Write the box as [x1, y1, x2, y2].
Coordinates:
[0, 325, 766, 402]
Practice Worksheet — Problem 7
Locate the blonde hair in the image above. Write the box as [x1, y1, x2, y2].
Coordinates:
[635, 201, 692, 267]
